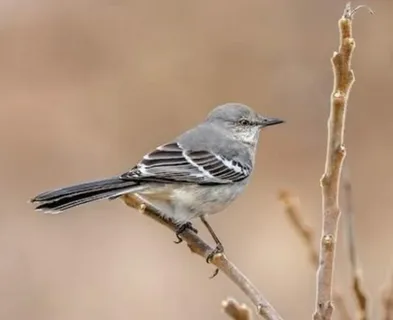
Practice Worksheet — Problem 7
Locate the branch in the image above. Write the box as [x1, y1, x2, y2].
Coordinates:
[314, 3, 371, 319]
[278, 191, 318, 266]
[382, 273, 393, 320]
[121, 194, 283, 320]
[278, 191, 351, 320]
[222, 298, 252, 320]
[342, 167, 369, 320]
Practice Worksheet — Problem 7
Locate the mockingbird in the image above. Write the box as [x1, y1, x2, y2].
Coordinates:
[31, 103, 284, 262]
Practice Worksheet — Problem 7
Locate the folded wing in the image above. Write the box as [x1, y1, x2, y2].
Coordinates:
[121, 142, 251, 185]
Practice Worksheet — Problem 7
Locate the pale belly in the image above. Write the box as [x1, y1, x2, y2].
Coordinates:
[136, 182, 247, 224]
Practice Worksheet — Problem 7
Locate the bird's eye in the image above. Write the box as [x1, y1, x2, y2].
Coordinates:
[238, 119, 251, 126]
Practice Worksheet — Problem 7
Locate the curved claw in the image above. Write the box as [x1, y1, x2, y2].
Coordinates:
[174, 233, 183, 244]
[206, 244, 224, 264]
[174, 222, 198, 244]
[206, 245, 224, 279]
[209, 268, 220, 279]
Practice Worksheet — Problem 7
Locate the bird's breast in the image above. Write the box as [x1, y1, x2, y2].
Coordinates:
[171, 182, 246, 220]
[136, 182, 247, 224]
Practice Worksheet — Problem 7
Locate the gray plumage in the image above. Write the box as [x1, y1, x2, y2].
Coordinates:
[31, 102, 284, 224]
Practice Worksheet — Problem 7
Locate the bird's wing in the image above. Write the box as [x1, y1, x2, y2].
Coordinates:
[120, 142, 251, 185]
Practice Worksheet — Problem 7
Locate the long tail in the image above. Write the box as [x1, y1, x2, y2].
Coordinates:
[30, 177, 142, 213]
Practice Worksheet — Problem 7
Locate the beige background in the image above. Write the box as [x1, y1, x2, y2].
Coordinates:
[1, 0, 392, 319]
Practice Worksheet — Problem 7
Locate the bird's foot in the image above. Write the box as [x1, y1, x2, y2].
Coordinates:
[206, 244, 224, 279]
[206, 243, 224, 264]
[174, 222, 198, 244]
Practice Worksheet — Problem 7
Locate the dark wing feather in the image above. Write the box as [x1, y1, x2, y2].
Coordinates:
[120, 142, 250, 184]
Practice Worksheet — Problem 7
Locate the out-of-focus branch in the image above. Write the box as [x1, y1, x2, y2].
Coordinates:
[278, 191, 318, 266]
[121, 194, 283, 320]
[342, 167, 369, 320]
[314, 3, 369, 319]
[278, 191, 351, 320]
[381, 273, 393, 320]
[222, 298, 252, 320]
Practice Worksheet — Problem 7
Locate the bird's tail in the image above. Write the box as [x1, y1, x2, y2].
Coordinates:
[30, 177, 142, 213]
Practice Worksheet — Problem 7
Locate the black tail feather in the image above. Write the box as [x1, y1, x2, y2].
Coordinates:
[31, 177, 140, 213]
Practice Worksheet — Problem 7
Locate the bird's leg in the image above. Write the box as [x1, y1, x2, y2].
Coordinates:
[200, 215, 224, 263]
[174, 222, 198, 244]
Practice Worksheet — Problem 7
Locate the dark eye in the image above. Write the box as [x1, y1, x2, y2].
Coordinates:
[238, 119, 251, 126]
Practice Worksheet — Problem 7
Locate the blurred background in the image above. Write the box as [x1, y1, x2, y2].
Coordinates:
[0, 0, 392, 319]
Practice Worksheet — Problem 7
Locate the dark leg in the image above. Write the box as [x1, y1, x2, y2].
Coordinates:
[174, 221, 198, 244]
[200, 215, 224, 263]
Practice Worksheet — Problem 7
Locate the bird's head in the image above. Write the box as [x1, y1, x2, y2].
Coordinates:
[206, 102, 284, 145]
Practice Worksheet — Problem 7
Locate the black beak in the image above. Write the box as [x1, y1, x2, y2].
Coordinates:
[258, 117, 285, 127]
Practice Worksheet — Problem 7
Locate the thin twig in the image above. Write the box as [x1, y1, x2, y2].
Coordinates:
[121, 194, 283, 320]
[381, 272, 393, 320]
[314, 3, 362, 320]
[278, 191, 351, 320]
[278, 191, 318, 266]
[342, 166, 369, 320]
[222, 298, 252, 320]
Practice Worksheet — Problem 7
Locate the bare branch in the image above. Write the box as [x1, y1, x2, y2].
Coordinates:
[278, 191, 318, 266]
[314, 3, 368, 319]
[121, 194, 283, 320]
[342, 167, 369, 320]
[278, 191, 351, 320]
[222, 298, 252, 320]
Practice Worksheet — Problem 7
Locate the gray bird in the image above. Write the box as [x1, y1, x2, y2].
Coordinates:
[31, 103, 284, 261]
